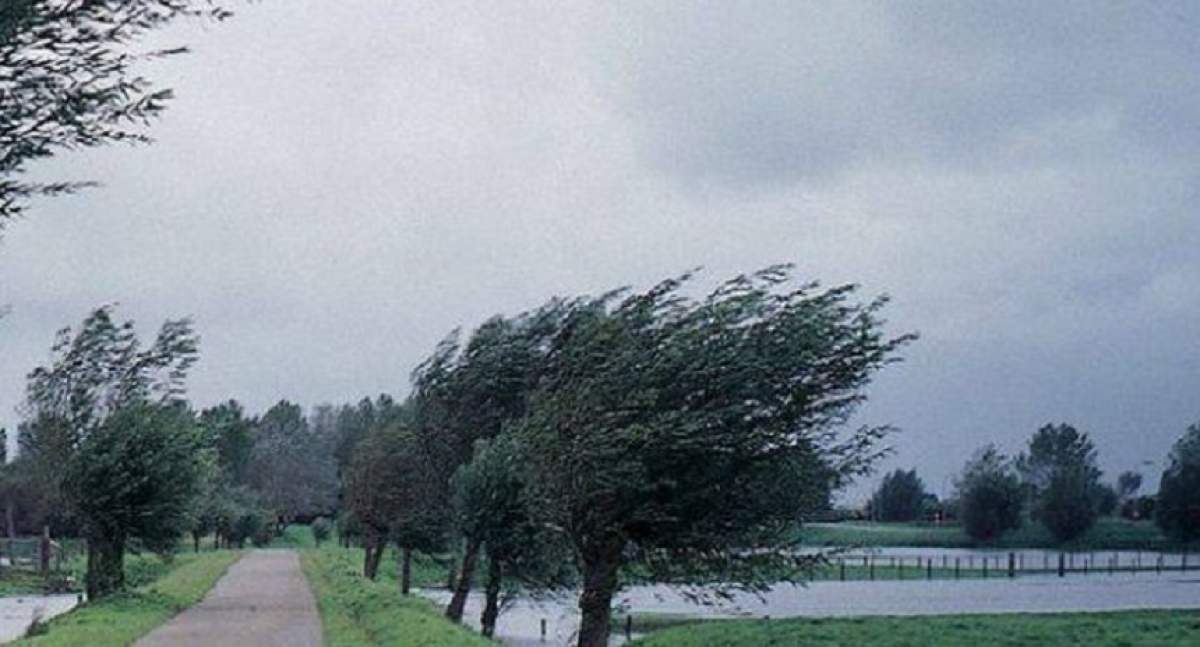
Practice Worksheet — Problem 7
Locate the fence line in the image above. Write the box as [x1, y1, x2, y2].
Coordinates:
[819, 549, 1192, 581]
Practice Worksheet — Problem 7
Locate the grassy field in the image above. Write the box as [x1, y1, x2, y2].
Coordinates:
[799, 518, 1198, 551]
[299, 542, 490, 647]
[11, 550, 241, 646]
[632, 610, 1200, 646]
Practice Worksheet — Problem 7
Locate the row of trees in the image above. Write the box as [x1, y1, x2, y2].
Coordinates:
[873, 423, 1200, 544]
[342, 267, 915, 646]
[0, 307, 388, 597]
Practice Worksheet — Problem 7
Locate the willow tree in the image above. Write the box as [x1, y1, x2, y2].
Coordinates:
[21, 306, 201, 597]
[1, 0, 235, 226]
[518, 266, 915, 647]
[409, 305, 571, 622]
[66, 403, 205, 598]
[452, 432, 573, 637]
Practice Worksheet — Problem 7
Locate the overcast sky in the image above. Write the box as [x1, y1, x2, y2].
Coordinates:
[1, 1, 1197, 500]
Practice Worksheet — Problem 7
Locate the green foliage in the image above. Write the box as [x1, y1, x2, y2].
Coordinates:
[65, 404, 206, 597]
[452, 432, 575, 634]
[871, 469, 929, 522]
[956, 445, 1023, 542]
[1156, 423, 1200, 542]
[312, 518, 333, 546]
[1017, 423, 1103, 543]
[0, 0, 235, 225]
[453, 434, 569, 584]
[631, 610, 1200, 647]
[517, 267, 914, 645]
[17, 307, 199, 535]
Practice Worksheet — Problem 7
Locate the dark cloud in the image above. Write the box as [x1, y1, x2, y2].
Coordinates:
[1, 1, 1197, 499]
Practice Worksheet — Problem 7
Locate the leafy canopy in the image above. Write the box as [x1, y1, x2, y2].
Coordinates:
[522, 266, 914, 587]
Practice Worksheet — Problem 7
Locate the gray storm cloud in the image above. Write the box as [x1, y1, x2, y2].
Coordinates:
[1, 0, 1197, 499]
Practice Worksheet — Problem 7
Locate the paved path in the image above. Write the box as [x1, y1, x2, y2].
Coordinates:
[137, 550, 322, 647]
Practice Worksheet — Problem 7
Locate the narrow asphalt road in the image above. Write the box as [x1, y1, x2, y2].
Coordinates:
[136, 550, 322, 647]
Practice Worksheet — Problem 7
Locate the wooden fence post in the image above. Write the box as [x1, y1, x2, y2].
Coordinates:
[1057, 552, 1065, 577]
[1008, 552, 1015, 578]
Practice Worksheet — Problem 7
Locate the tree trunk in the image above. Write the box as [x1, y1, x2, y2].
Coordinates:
[480, 556, 503, 638]
[576, 540, 623, 647]
[400, 546, 413, 595]
[4, 495, 14, 539]
[363, 538, 385, 580]
[193, 532, 201, 553]
[86, 535, 126, 600]
[445, 537, 481, 622]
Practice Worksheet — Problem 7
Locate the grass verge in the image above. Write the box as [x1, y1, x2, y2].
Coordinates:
[11, 550, 241, 647]
[631, 609, 1200, 646]
[300, 543, 491, 647]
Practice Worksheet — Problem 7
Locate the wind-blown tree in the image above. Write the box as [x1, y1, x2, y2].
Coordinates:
[1156, 423, 1200, 542]
[18, 306, 198, 536]
[410, 305, 570, 622]
[248, 401, 337, 529]
[956, 444, 1023, 542]
[345, 424, 445, 583]
[65, 403, 205, 598]
[870, 469, 928, 522]
[0, 0, 235, 226]
[1016, 423, 1103, 542]
[452, 432, 573, 637]
[518, 267, 915, 647]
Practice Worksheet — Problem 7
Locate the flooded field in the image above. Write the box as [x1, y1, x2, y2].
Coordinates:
[422, 571, 1200, 646]
[0, 594, 79, 643]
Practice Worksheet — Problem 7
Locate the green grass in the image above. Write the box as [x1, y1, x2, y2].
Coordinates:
[11, 550, 241, 647]
[799, 518, 1198, 551]
[632, 610, 1200, 646]
[300, 542, 490, 647]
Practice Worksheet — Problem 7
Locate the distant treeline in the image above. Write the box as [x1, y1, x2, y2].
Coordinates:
[866, 423, 1200, 546]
